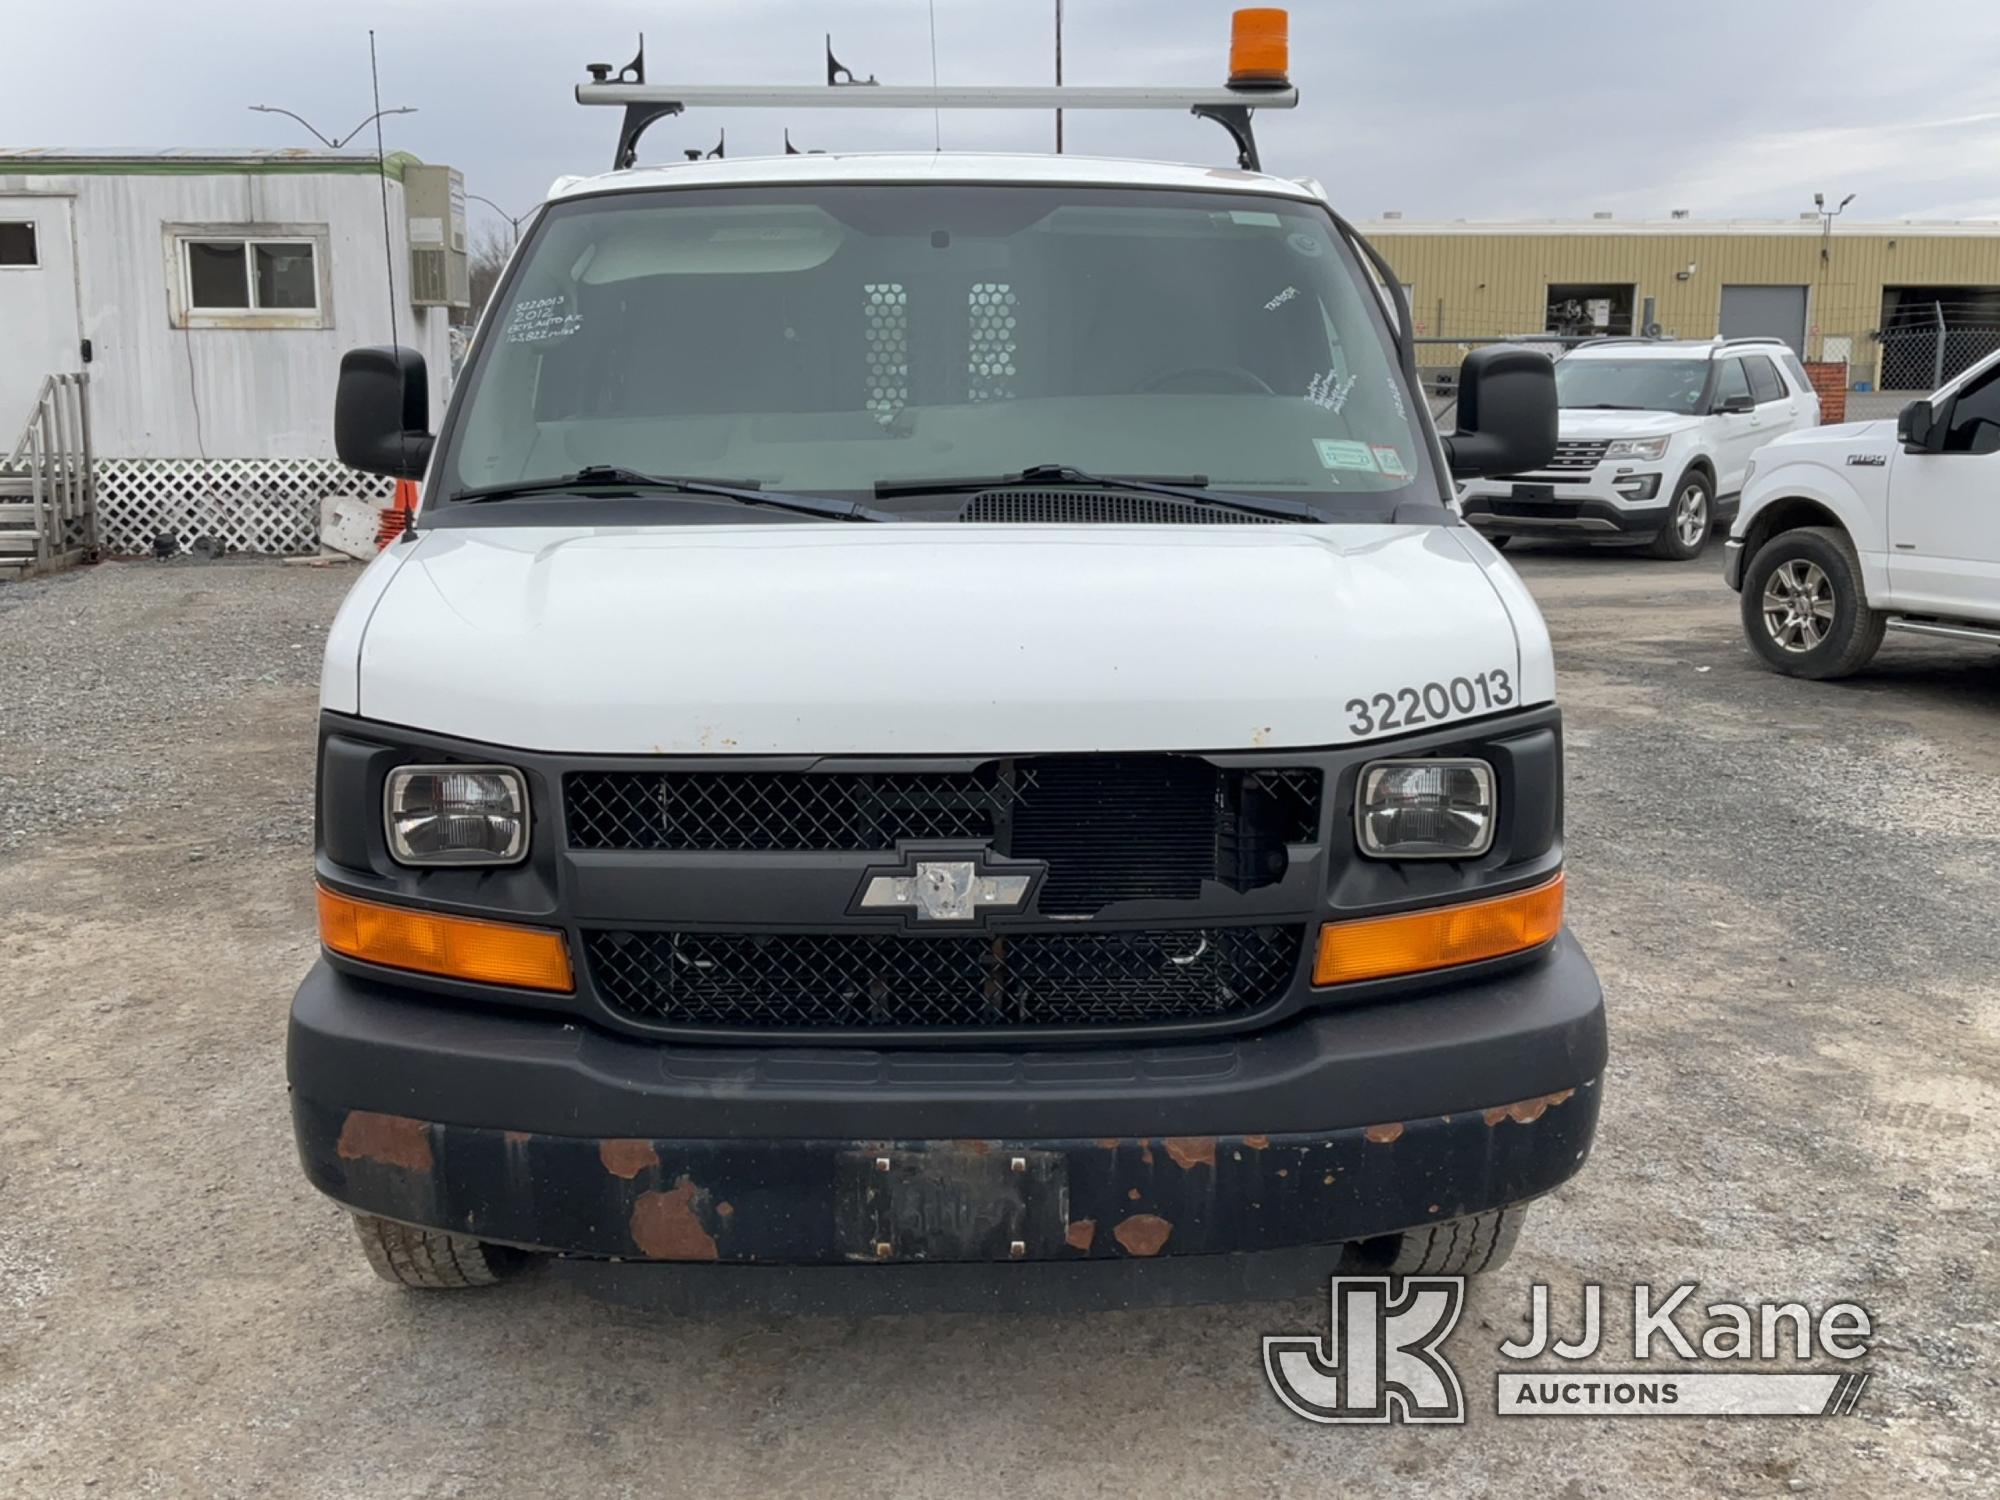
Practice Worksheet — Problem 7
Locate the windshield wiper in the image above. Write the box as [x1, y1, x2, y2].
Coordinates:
[1569, 403, 1647, 411]
[452, 466, 898, 522]
[875, 464, 1325, 524]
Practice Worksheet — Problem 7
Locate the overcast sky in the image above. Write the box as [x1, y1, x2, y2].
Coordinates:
[11, 0, 2000, 238]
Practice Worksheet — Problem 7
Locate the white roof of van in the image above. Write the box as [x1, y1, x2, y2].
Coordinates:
[547, 152, 1326, 205]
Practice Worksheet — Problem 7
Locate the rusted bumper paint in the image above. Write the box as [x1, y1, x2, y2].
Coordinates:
[293, 1082, 1600, 1265]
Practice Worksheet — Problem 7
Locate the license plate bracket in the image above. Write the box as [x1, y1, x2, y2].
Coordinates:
[835, 1145, 1069, 1262]
[1511, 482, 1557, 503]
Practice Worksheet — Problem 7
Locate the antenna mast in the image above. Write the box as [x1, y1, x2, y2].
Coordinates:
[1054, 1, 1064, 153]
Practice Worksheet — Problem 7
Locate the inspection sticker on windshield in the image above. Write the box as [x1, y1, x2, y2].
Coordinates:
[1316, 439, 1378, 473]
[1371, 445, 1410, 478]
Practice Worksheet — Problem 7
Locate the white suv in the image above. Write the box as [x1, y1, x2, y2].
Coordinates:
[1458, 337, 1821, 559]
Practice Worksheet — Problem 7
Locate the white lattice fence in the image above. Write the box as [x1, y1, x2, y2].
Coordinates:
[96, 458, 395, 557]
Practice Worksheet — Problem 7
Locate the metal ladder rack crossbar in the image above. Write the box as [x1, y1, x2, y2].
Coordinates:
[577, 76, 1297, 174]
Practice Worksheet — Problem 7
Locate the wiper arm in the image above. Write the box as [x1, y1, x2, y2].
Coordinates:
[876, 464, 1325, 524]
[452, 466, 898, 522]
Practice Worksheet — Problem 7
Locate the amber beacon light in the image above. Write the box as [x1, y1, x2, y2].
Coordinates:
[1313, 873, 1565, 987]
[317, 885, 575, 992]
[1229, 8, 1290, 85]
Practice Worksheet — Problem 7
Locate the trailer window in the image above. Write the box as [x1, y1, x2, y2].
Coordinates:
[170, 230, 329, 328]
[0, 222, 36, 267]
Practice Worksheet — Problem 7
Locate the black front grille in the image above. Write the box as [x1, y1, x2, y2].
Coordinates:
[567, 768, 1019, 853]
[959, 488, 1288, 525]
[1544, 440, 1610, 471]
[1011, 756, 1229, 914]
[584, 925, 1304, 1030]
[566, 758, 1321, 916]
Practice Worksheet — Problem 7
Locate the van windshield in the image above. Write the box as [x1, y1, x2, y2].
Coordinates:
[441, 184, 1437, 517]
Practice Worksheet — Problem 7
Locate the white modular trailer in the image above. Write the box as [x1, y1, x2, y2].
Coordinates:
[0, 149, 460, 554]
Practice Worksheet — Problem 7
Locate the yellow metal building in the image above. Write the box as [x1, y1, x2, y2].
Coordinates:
[1367, 217, 2000, 390]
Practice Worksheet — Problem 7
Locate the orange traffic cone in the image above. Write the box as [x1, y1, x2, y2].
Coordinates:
[375, 478, 420, 546]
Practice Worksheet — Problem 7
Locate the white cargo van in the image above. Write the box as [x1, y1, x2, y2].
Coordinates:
[288, 15, 1606, 1308]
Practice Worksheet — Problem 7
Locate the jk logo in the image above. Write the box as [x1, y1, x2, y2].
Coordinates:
[1263, 1277, 1467, 1424]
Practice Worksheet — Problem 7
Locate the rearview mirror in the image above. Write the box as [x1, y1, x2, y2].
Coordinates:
[1715, 394, 1755, 416]
[1897, 398, 1940, 452]
[1444, 347, 1557, 480]
[335, 345, 434, 479]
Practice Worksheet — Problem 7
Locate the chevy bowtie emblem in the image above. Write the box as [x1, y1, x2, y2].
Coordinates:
[856, 853, 1039, 922]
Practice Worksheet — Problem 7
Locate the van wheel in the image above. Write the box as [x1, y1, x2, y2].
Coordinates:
[1741, 526, 1885, 679]
[352, 1213, 515, 1289]
[1649, 471, 1713, 559]
[1486, 535, 1512, 551]
[1352, 1206, 1527, 1277]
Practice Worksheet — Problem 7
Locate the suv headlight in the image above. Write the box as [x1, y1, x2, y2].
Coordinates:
[1357, 759, 1496, 859]
[1605, 437, 1670, 461]
[384, 765, 529, 865]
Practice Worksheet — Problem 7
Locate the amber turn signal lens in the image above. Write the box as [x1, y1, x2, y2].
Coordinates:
[316, 885, 574, 992]
[1313, 873, 1564, 986]
[1229, 8, 1290, 84]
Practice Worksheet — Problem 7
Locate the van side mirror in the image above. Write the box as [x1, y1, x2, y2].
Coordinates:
[1898, 398, 1940, 452]
[1444, 347, 1557, 479]
[335, 345, 434, 479]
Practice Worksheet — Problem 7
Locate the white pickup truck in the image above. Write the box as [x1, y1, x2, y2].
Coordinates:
[286, 19, 1607, 1312]
[1726, 347, 2000, 677]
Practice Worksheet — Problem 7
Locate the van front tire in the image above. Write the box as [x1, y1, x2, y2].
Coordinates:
[1351, 1206, 1527, 1278]
[352, 1213, 515, 1289]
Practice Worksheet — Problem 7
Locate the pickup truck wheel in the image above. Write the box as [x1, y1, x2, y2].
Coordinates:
[1741, 526, 1885, 679]
[1356, 1206, 1527, 1277]
[351, 1213, 514, 1289]
[1649, 471, 1713, 560]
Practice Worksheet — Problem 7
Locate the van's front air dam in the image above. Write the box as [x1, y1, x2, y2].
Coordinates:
[294, 1089, 1600, 1268]
[288, 932, 1606, 1268]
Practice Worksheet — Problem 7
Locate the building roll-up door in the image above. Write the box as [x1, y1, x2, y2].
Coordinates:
[1719, 285, 1808, 353]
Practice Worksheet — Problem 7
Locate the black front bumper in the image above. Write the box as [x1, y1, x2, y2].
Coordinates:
[289, 932, 1606, 1280]
[1459, 491, 1670, 540]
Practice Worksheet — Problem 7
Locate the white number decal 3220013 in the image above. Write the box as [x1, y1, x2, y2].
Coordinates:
[1345, 669, 1513, 737]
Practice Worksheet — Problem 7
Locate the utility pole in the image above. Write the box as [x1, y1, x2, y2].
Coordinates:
[1055, 0, 1064, 153]
[1813, 191, 1855, 265]
[1811, 191, 1855, 363]
[467, 193, 524, 246]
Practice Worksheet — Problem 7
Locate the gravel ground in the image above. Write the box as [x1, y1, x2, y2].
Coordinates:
[2, 547, 1997, 1498]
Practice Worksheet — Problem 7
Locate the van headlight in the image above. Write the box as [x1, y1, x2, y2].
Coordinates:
[1356, 759, 1495, 858]
[384, 765, 529, 865]
[1605, 437, 1670, 461]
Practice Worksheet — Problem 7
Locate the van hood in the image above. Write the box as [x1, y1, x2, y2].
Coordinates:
[1558, 408, 1701, 441]
[347, 523, 1536, 755]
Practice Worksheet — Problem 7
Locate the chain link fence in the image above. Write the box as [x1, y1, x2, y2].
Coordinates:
[1873, 304, 2000, 393]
